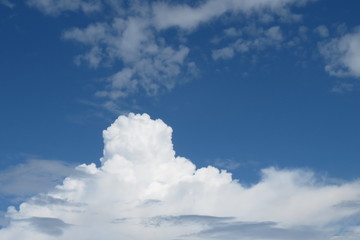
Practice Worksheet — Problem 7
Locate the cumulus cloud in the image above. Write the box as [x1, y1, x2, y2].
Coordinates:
[319, 27, 360, 77]
[62, 11, 194, 110]
[1, 113, 360, 239]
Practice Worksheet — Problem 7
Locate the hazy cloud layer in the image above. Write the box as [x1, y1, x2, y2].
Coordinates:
[0, 159, 75, 198]
[1, 113, 359, 239]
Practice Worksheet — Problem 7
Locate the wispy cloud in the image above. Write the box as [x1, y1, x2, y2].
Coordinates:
[331, 82, 354, 93]
[62, 12, 195, 112]
[314, 25, 330, 38]
[211, 158, 241, 170]
[0, 0, 14, 8]
[1, 113, 359, 239]
[26, 0, 319, 112]
[27, 0, 102, 15]
[152, 0, 308, 31]
[0, 159, 75, 199]
[212, 25, 284, 60]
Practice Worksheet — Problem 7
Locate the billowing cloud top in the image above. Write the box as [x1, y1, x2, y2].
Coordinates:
[1, 113, 360, 239]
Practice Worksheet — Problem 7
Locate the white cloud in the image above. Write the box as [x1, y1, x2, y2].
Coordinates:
[1, 113, 360, 239]
[95, 68, 137, 99]
[212, 47, 235, 60]
[30, 0, 313, 110]
[319, 27, 360, 77]
[63, 16, 193, 108]
[152, 0, 311, 31]
[314, 25, 329, 38]
[28, 0, 317, 110]
[27, 0, 102, 15]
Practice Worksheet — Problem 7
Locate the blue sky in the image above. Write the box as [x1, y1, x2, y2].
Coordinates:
[1, 0, 360, 239]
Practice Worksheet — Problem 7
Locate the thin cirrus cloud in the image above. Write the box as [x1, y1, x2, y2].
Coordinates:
[1, 113, 360, 239]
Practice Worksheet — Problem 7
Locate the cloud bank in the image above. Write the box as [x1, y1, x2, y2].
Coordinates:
[1, 113, 360, 239]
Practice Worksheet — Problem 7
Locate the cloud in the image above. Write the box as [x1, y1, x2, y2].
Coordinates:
[63, 15, 195, 111]
[27, 0, 102, 15]
[319, 27, 360, 77]
[211, 158, 241, 170]
[212, 25, 284, 60]
[194, 221, 325, 240]
[0, 0, 14, 8]
[0, 159, 75, 199]
[0, 113, 360, 239]
[212, 47, 235, 60]
[152, 0, 310, 31]
[331, 82, 354, 93]
[25, 0, 316, 111]
[314, 25, 329, 38]
[25, 217, 70, 236]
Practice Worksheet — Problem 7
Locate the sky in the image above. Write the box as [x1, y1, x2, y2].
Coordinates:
[1, 0, 360, 239]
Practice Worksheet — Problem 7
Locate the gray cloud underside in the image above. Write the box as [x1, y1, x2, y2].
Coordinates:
[0, 159, 75, 197]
